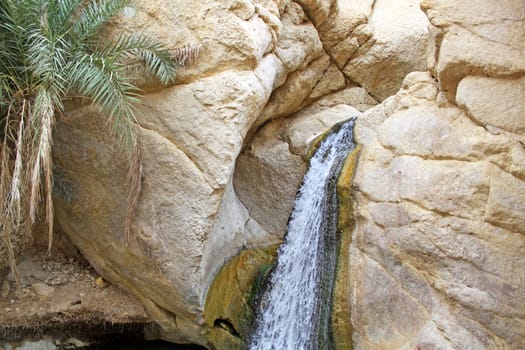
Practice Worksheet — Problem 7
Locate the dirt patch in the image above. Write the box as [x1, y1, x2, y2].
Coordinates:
[0, 248, 151, 342]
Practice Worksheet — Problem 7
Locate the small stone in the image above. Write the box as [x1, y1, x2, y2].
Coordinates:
[31, 283, 55, 300]
[63, 338, 88, 348]
[1, 280, 9, 298]
[17, 339, 56, 350]
[95, 277, 106, 288]
[45, 275, 67, 286]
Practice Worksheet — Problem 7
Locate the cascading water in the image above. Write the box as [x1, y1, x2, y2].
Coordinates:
[249, 120, 356, 350]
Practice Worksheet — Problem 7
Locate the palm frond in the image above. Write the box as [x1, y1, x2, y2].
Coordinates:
[29, 87, 55, 228]
[0, 104, 21, 287]
[7, 103, 25, 222]
[170, 43, 203, 66]
[53, 0, 84, 31]
[103, 34, 178, 85]
[26, 27, 69, 104]
[72, 0, 129, 42]
[67, 52, 140, 149]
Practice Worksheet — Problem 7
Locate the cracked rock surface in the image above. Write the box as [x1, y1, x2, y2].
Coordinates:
[12, 0, 523, 348]
[350, 0, 525, 343]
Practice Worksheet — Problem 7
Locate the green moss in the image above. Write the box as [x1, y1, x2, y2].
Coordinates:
[332, 144, 362, 350]
[306, 119, 354, 160]
[204, 246, 278, 349]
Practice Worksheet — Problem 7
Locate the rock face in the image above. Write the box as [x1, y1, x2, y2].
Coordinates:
[1, 0, 520, 349]
[349, 0, 525, 348]
[49, 0, 388, 347]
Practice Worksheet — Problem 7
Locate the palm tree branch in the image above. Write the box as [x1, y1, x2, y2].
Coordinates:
[29, 87, 55, 227]
[67, 52, 140, 149]
[102, 34, 178, 85]
[72, 0, 129, 43]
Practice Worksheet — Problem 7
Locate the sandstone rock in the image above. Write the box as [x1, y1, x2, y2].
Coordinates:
[257, 55, 331, 125]
[457, 76, 525, 135]
[286, 104, 360, 157]
[350, 72, 525, 349]
[302, 86, 378, 115]
[422, 0, 525, 101]
[298, 0, 373, 62]
[204, 246, 278, 348]
[235, 104, 359, 237]
[49, 1, 361, 346]
[343, 0, 430, 101]
[485, 166, 525, 235]
[31, 283, 55, 301]
[234, 122, 306, 236]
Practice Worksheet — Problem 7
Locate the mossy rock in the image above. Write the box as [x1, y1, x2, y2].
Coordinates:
[332, 144, 361, 350]
[305, 119, 355, 160]
[204, 246, 278, 350]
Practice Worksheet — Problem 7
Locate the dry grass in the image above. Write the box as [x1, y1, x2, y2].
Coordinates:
[170, 43, 204, 66]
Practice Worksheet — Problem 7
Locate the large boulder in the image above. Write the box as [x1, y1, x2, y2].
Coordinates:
[3, 0, 521, 349]
[421, 0, 525, 101]
[349, 68, 525, 348]
[346, 1, 525, 348]
[341, 0, 430, 101]
[51, 0, 364, 346]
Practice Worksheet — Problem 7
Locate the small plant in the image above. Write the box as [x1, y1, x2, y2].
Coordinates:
[0, 0, 194, 281]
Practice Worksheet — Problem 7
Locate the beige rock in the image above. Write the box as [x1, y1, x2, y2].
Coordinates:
[422, 0, 525, 100]
[343, 0, 430, 101]
[234, 123, 306, 236]
[235, 104, 359, 237]
[200, 179, 273, 300]
[298, 0, 373, 61]
[486, 166, 525, 235]
[457, 76, 525, 135]
[350, 71, 525, 349]
[31, 283, 55, 300]
[257, 55, 331, 125]
[285, 104, 361, 157]
[396, 156, 490, 219]
[301, 86, 378, 114]
[306, 63, 346, 103]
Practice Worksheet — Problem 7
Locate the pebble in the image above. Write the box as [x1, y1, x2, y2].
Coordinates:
[95, 277, 106, 288]
[31, 283, 55, 300]
[1, 280, 9, 298]
[14, 340, 56, 350]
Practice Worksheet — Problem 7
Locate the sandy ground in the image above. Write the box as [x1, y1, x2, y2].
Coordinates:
[0, 248, 151, 342]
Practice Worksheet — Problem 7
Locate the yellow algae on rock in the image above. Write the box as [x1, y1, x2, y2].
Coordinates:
[204, 246, 278, 349]
[332, 144, 361, 350]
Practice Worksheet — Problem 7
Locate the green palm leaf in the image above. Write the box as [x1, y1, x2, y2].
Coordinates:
[67, 52, 140, 147]
[0, 0, 193, 282]
[103, 34, 178, 85]
[72, 0, 129, 42]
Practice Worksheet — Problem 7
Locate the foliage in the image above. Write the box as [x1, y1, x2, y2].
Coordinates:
[0, 0, 181, 279]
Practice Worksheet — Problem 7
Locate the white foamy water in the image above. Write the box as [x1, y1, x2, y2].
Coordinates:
[249, 120, 356, 350]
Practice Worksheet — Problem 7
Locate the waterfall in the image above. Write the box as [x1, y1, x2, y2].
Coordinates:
[249, 120, 356, 350]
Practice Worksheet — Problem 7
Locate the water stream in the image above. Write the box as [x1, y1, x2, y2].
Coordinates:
[249, 120, 356, 350]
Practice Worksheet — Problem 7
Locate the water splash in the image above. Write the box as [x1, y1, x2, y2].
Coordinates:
[249, 120, 356, 350]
